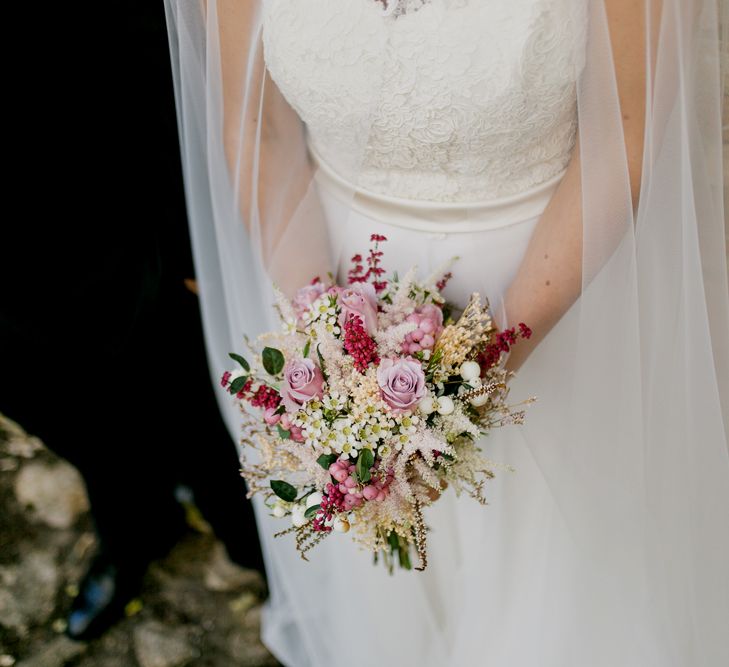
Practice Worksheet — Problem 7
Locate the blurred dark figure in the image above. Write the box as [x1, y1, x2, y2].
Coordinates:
[0, 1, 264, 640]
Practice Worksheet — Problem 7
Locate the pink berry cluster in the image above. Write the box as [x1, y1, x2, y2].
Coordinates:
[220, 373, 282, 410]
[400, 305, 444, 355]
[477, 322, 532, 370]
[343, 314, 380, 373]
[249, 384, 281, 409]
[312, 482, 347, 532]
[328, 460, 394, 510]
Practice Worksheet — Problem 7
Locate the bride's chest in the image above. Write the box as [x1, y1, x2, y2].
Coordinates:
[262, 0, 585, 118]
[262, 0, 586, 201]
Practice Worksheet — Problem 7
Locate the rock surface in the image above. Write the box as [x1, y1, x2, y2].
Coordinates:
[0, 414, 279, 667]
[133, 622, 196, 667]
[14, 460, 89, 530]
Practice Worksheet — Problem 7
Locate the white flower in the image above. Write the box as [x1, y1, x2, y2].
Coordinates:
[398, 415, 419, 434]
[378, 444, 392, 459]
[339, 440, 360, 457]
[394, 433, 411, 450]
[272, 502, 287, 518]
[282, 319, 298, 335]
[322, 391, 347, 412]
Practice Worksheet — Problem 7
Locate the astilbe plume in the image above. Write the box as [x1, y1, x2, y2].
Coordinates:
[343, 314, 380, 372]
[436, 271, 453, 291]
[477, 322, 532, 370]
[348, 234, 388, 293]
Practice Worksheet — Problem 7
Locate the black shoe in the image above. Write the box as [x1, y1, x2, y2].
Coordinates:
[66, 551, 146, 641]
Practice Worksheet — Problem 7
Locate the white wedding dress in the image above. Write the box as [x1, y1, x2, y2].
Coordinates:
[163, 0, 729, 663]
[254, 1, 592, 666]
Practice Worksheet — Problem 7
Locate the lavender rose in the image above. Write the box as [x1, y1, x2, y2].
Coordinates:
[280, 358, 324, 413]
[293, 281, 327, 324]
[337, 283, 379, 335]
[377, 357, 426, 414]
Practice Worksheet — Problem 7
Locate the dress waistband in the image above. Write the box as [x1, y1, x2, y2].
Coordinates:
[307, 135, 563, 233]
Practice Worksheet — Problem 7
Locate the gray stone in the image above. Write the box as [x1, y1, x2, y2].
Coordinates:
[133, 622, 197, 667]
[0, 551, 59, 627]
[0, 587, 27, 636]
[14, 461, 89, 530]
[203, 542, 261, 593]
[0, 457, 19, 472]
[16, 636, 85, 667]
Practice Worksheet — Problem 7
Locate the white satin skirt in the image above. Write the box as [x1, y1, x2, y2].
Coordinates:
[309, 137, 565, 331]
[259, 142, 575, 667]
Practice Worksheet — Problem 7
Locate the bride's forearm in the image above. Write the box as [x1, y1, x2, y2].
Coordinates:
[500, 144, 583, 373]
[500, 0, 647, 373]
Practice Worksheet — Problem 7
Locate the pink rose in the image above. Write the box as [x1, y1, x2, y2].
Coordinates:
[337, 283, 379, 335]
[280, 358, 324, 413]
[293, 282, 327, 324]
[376, 357, 426, 414]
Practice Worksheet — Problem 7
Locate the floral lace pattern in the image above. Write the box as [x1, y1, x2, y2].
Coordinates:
[262, 0, 587, 203]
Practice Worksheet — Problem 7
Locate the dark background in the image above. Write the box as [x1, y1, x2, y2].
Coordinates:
[1, 1, 263, 573]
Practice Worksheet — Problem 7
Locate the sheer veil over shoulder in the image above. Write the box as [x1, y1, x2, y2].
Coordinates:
[163, 1, 729, 665]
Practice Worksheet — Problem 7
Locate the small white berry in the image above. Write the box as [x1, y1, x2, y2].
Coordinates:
[469, 393, 489, 407]
[333, 517, 350, 533]
[291, 504, 308, 527]
[459, 361, 481, 382]
[419, 396, 436, 414]
[272, 504, 286, 518]
[436, 396, 455, 415]
[305, 492, 323, 509]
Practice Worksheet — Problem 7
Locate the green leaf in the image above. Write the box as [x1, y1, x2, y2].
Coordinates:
[303, 339, 311, 358]
[270, 480, 297, 502]
[304, 504, 321, 520]
[317, 453, 338, 470]
[262, 347, 285, 376]
[229, 375, 249, 394]
[387, 530, 399, 551]
[276, 425, 291, 440]
[228, 352, 250, 372]
[398, 544, 412, 570]
[356, 448, 374, 483]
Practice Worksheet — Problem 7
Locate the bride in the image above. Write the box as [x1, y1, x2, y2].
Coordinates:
[163, 1, 729, 665]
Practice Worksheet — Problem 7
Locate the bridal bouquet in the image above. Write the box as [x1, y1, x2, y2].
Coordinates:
[222, 235, 534, 571]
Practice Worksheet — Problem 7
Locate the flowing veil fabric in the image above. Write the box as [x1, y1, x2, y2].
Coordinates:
[163, 1, 729, 664]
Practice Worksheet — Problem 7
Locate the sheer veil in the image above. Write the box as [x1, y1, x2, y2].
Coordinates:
[163, 1, 729, 664]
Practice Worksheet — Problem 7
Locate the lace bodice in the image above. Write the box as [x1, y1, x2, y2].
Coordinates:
[262, 0, 587, 203]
